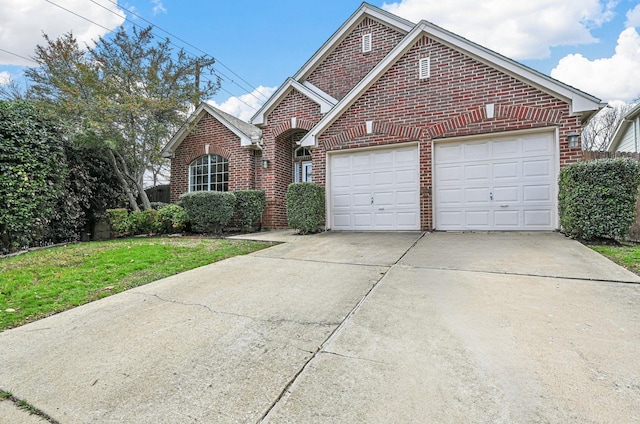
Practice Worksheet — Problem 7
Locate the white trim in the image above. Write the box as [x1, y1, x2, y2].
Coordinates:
[419, 57, 430, 79]
[362, 33, 372, 53]
[293, 4, 414, 82]
[325, 141, 419, 231]
[300, 20, 601, 148]
[251, 79, 337, 125]
[431, 127, 558, 231]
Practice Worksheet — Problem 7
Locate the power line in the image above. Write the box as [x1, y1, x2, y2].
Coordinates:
[0, 47, 38, 64]
[40, 0, 263, 114]
[94, 0, 269, 103]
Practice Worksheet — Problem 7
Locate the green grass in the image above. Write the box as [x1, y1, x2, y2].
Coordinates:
[590, 243, 640, 275]
[0, 237, 271, 331]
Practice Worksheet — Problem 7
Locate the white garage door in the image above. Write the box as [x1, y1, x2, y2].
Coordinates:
[434, 131, 557, 231]
[330, 144, 420, 230]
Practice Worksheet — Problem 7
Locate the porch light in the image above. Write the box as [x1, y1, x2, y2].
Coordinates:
[567, 131, 579, 148]
[262, 157, 270, 168]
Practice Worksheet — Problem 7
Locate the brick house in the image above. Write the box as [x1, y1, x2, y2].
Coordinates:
[162, 3, 602, 231]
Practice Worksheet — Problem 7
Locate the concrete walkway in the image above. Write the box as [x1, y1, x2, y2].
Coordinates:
[1, 231, 639, 423]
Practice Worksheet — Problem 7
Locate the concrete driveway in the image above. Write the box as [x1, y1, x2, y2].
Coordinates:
[1, 231, 639, 423]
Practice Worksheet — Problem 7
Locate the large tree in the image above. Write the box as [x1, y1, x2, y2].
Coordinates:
[26, 27, 219, 210]
[582, 101, 635, 151]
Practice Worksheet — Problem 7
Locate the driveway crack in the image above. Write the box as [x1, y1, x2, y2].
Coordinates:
[256, 233, 425, 423]
[1, 389, 60, 424]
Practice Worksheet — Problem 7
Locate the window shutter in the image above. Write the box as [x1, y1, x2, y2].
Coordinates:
[362, 33, 372, 53]
[419, 57, 430, 79]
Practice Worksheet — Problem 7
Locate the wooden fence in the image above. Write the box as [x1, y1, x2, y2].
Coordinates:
[583, 151, 640, 241]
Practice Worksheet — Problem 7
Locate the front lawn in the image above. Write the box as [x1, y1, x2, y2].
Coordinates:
[590, 243, 640, 276]
[0, 238, 271, 331]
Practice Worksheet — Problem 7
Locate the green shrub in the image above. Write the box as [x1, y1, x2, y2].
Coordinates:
[180, 191, 236, 233]
[107, 208, 130, 237]
[157, 204, 189, 233]
[128, 209, 159, 235]
[234, 190, 266, 229]
[559, 158, 640, 241]
[286, 183, 325, 234]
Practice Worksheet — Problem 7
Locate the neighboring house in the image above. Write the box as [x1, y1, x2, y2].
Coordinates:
[608, 103, 640, 153]
[162, 3, 602, 231]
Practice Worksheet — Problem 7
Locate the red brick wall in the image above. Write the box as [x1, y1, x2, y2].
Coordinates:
[259, 89, 323, 228]
[315, 36, 583, 231]
[305, 17, 406, 100]
[170, 113, 255, 202]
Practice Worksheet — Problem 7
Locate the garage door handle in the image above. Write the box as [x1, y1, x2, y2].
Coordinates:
[378, 208, 385, 211]
[500, 204, 509, 208]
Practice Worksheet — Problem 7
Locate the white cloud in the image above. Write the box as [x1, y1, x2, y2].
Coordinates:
[151, 0, 167, 16]
[381, 0, 614, 59]
[626, 4, 640, 28]
[0, 71, 11, 85]
[209, 86, 277, 122]
[0, 0, 125, 66]
[551, 27, 640, 102]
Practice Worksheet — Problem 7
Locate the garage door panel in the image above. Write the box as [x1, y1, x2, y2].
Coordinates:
[352, 193, 372, 207]
[493, 186, 519, 202]
[439, 165, 463, 182]
[493, 162, 519, 179]
[523, 159, 551, 178]
[435, 132, 556, 231]
[464, 141, 491, 159]
[373, 170, 394, 186]
[396, 169, 417, 184]
[524, 210, 552, 227]
[396, 190, 419, 206]
[465, 187, 490, 203]
[465, 164, 490, 181]
[330, 145, 420, 230]
[351, 172, 371, 187]
[492, 138, 519, 156]
[523, 185, 552, 202]
[333, 194, 352, 208]
[494, 209, 520, 227]
[466, 211, 490, 227]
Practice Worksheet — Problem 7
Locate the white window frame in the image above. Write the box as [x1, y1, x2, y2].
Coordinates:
[189, 154, 229, 192]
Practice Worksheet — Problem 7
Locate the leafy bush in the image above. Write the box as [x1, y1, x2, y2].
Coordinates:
[157, 204, 189, 233]
[129, 209, 159, 235]
[180, 191, 236, 233]
[0, 101, 66, 252]
[286, 183, 325, 234]
[107, 208, 130, 237]
[234, 190, 266, 229]
[559, 158, 640, 241]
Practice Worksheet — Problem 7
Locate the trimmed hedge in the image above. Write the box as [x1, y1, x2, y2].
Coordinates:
[558, 158, 640, 241]
[107, 208, 130, 238]
[234, 190, 266, 229]
[286, 183, 325, 234]
[157, 204, 189, 233]
[180, 191, 236, 233]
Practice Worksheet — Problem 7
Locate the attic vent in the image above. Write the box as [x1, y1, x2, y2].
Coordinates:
[362, 33, 372, 53]
[419, 57, 431, 79]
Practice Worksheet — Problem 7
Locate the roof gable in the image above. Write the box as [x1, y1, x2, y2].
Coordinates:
[251, 79, 337, 126]
[300, 19, 603, 147]
[250, 3, 413, 126]
[608, 103, 640, 151]
[162, 103, 262, 158]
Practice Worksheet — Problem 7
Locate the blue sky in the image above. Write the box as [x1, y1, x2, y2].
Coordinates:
[1, 0, 639, 121]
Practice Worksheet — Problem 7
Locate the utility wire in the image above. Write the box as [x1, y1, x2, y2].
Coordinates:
[45, 0, 266, 110]
[97, 0, 270, 102]
[0, 47, 38, 64]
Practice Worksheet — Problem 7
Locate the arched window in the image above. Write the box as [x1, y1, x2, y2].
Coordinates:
[189, 154, 229, 192]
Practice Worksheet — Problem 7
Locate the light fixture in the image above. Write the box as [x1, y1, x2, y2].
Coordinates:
[262, 157, 269, 169]
[567, 131, 580, 148]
